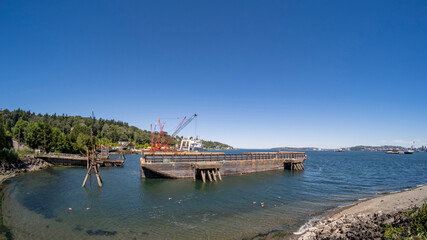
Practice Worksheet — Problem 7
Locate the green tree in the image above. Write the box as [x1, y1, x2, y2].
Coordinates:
[96, 138, 113, 147]
[69, 121, 90, 142]
[0, 113, 9, 149]
[75, 133, 90, 152]
[39, 120, 53, 152]
[26, 121, 42, 149]
[119, 133, 128, 141]
[13, 118, 29, 143]
[25, 120, 53, 151]
[51, 127, 69, 153]
[5, 119, 12, 134]
[101, 124, 111, 139]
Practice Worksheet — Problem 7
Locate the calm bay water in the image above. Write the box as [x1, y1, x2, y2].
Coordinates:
[1, 150, 426, 239]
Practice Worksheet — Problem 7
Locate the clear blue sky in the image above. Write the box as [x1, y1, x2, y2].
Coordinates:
[1, 1, 426, 148]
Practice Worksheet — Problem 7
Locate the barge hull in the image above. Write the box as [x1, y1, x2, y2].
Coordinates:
[140, 152, 306, 179]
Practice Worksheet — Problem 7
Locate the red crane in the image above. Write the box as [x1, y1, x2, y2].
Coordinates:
[159, 119, 166, 145]
[163, 114, 198, 149]
[152, 118, 165, 150]
[150, 114, 198, 151]
[150, 124, 156, 147]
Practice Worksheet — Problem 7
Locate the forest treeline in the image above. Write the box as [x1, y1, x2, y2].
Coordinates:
[0, 108, 173, 154]
[0, 109, 232, 157]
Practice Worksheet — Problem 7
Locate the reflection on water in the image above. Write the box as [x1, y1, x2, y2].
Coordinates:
[1, 151, 426, 239]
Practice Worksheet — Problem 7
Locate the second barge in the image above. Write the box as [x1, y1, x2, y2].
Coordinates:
[140, 152, 306, 181]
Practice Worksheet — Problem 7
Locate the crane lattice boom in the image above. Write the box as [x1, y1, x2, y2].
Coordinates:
[151, 114, 198, 150]
[163, 114, 197, 148]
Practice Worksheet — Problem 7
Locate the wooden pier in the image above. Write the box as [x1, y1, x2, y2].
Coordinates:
[140, 152, 306, 182]
[191, 162, 223, 183]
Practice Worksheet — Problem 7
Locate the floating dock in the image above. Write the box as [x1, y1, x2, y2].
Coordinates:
[140, 152, 306, 182]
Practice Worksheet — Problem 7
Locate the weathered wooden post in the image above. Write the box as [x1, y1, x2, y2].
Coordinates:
[207, 170, 213, 182]
[201, 170, 206, 183]
[82, 111, 103, 188]
[212, 170, 217, 181]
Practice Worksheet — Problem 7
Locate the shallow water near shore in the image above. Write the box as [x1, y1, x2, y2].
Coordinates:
[1, 150, 426, 239]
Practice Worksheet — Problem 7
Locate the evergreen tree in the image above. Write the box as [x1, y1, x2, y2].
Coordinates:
[13, 118, 28, 143]
[0, 113, 8, 149]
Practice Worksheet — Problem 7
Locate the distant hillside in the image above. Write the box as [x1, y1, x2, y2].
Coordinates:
[348, 145, 406, 151]
[0, 108, 232, 153]
[202, 140, 233, 150]
[271, 147, 321, 151]
[272, 145, 416, 152]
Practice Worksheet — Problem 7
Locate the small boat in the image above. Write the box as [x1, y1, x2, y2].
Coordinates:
[386, 150, 404, 154]
[334, 149, 344, 152]
[404, 150, 414, 154]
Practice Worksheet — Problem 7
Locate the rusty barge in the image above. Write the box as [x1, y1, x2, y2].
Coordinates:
[140, 152, 306, 182]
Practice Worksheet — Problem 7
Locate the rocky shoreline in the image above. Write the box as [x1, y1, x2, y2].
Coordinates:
[298, 207, 423, 239]
[298, 184, 427, 240]
[0, 156, 52, 184]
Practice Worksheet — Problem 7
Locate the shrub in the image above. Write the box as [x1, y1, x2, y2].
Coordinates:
[0, 148, 18, 163]
[384, 203, 427, 240]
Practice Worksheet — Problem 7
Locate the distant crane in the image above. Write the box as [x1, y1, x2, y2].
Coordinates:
[152, 119, 165, 150]
[150, 124, 155, 147]
[150, 114, 198, 150]
[164, 114, 198, 148]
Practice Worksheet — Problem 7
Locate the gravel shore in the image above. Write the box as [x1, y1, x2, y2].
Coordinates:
[298, 184, 427, 240]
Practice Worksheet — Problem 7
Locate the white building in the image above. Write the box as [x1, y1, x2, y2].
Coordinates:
[179, 138, 203, 152]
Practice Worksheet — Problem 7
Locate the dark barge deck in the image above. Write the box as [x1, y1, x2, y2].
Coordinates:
[140, 152, 306, 180]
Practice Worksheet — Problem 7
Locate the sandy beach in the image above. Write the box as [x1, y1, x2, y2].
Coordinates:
[298, 184, 427, 239]
[332, 184, 427, 218]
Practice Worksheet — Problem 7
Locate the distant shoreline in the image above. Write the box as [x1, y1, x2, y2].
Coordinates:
[272, 146, 427, 152]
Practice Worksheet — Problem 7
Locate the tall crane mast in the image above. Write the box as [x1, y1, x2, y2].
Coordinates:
[159, 119, 166, 145]
[150, 124, 155, 147]
[164, 114, 198, 148]
[154, 118, 165, 149]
